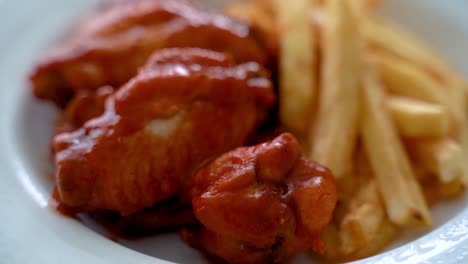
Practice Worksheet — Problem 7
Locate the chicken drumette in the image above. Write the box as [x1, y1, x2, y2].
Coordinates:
[52, 48, 275, 216]
[30, 0, 268, 107]
[183, 133, 337, 263]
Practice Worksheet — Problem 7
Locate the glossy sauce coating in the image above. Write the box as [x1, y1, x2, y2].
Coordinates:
[52, 48, 275, 216]
[30, 0, 268, 106]
[183, 133, 337, 263]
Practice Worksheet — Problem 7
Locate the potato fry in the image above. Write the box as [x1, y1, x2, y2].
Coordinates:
[276, 0, 317, 134]
[363, 16, 452, 79]
[338, 149, 395, 258]
[370, 52, 448, 104]
[371, 52, 464, 137]
[361, 68, 431, 226]
[350, 218, 399, 260]
[251, 0, 468, 260]
[309, 0, 361, 179]
[406, 139, 464, 184]
[339, 181, 385, 256]
[364, 16, 468, 116]
[387, 96, 450, 138]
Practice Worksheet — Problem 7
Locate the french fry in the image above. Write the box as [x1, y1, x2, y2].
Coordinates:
[361, 67, 432, 226]
[362, 16, 452, 79]
[309, 0, 361, 179]
[339, 181, 386, 256]
[276, 0, 317, 134]
[350, 218, 399, 260]
[370, 52, 448, 105]
[338, 150, 395, 258]
[364, 16, 468, 116]
[406, 139, 464, 184]
[387, 96, 450, 138]
[371, 52, 464, 137]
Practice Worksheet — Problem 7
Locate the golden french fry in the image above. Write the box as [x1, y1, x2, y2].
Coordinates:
[406, 139, 464, 184]
[371, 52, 464, 137]
[339, 181, 385, 256]
[364, 16, 468, 115]
[370, 52, 448, 104]
[363, 16, 452, 79]
[362, 67, 432, 226]
[276, 0, 317, 134]
[350, 218, 399, 260]
[309, 0, 361, 179]
[387, 96, 450, 138]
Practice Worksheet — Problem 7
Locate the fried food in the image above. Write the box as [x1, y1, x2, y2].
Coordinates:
[337, 150, 398, 260]
[362, 67, 431, 226]
[52, 48, 275, 216]
[406, 138, 464, 184]
[387, 96, 450, 138]
[276, 0, 317, 134]
[363, 16, 453, 80]
[370, 52, 449, 104]
[183, 133, 337, 263]
[30, 0, 468, 262]
[30, 0, 268, 107]
[54, 86, 115, 135]
[309, 0, 361, 180]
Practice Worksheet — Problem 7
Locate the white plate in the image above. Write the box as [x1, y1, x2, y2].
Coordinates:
[0, 0, 468, 263]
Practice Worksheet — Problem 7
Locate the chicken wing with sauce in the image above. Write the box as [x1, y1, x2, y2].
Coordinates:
[30, 0, 268, 107]
[54, 86, 114, 135]
[52, 48, 275, 216]
[182, 133, 337, 263]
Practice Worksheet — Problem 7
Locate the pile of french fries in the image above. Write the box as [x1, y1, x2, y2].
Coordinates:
[227, 0, 468, 262]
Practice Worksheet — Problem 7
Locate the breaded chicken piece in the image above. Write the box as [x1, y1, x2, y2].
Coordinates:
[30, 0, 267, 106]
[52, 48, 275, 216]
[183, 133, 337, 263]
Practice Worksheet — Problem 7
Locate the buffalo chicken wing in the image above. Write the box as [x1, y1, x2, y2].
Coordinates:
[30, 0, 268, 106]
[183, 133, 337, 263]
[52, 48, 275, 216]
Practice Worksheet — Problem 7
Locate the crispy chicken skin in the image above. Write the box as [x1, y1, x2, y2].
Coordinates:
[52, 48, 275, 216]
[182, 133, 337, 263]
[30, 0, 267, 106]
